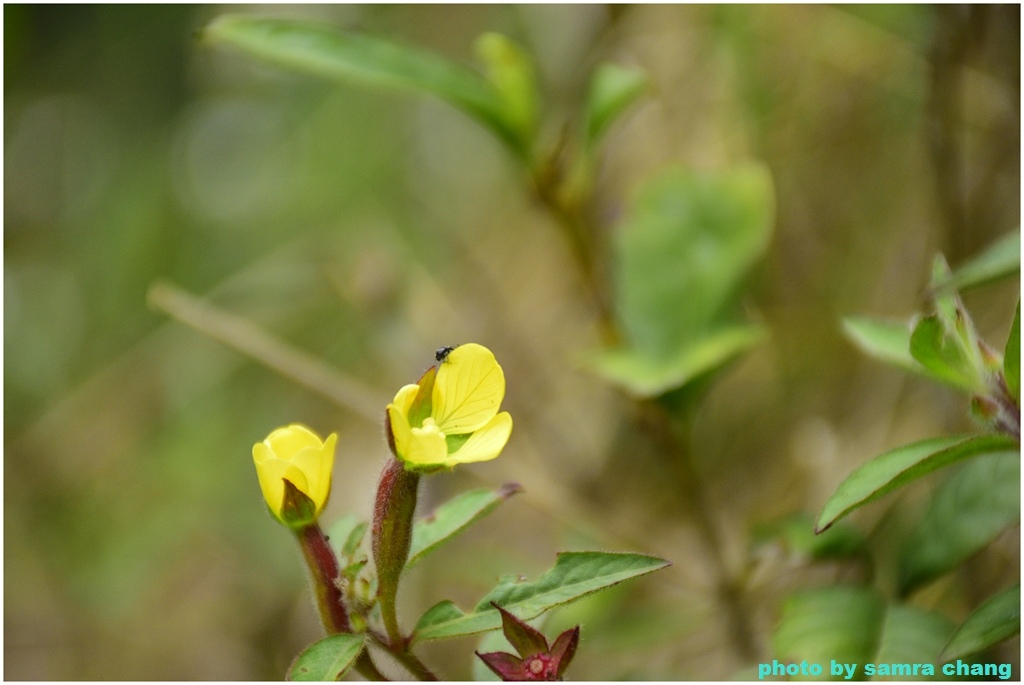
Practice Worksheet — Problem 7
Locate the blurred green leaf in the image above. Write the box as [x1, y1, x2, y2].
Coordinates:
[929, 255, 959, 330]
[941, 584, 1020, 662]
[585, 324, 766, 397]
[612, 162, 774, 364]
[775, 588, 953, 680]
[899, 452, 1020, 595]
[407, 484, 522, 568]
[411, 552, 670, 642]
[872, 605, 955, 677]
[474, 33, 538, 154]
[203, 16, 521, 150]
[934, 230, 1021, 293]
[815, 434, 1018, 532]
[909, 315, 984, 393]
[583, 63, 649, 147]
[287, 633, 364, 681]
[842, 317, 918, 373]
[1005, 300, 1020, 403]
[326, 513, 366, 559]
[753, 514, 866, 561]
[773, 586, 885, 673]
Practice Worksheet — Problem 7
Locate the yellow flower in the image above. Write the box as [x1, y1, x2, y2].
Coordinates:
[253, 424, 337, 526]
[387, 343, 513, 470]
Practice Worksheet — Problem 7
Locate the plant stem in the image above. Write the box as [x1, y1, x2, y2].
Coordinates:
[354, 652, 389, 681]
[296, 523, 352, 634]
[368, 628, 439, 681]
[993, 376, 1021, 441]
[645, 400, 760, 664]
[372, 458, 421, 648]
[531, 168, 620, 347]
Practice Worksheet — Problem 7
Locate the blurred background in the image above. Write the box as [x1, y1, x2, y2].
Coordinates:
[4, 5, 1019, 680]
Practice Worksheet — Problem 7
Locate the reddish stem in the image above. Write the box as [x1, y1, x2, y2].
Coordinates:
[297, 523, 351, 634]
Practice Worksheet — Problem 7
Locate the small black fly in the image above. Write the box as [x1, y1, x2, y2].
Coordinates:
[435, 345, 457, 364]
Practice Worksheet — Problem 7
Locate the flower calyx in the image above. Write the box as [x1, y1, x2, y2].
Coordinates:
[476, 603, 580, 681]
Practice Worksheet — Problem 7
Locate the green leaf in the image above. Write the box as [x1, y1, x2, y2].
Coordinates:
[873, 604, 955, 675]
[407, 484, 522, 567]
[899, 452, 1020, 594]
[585, 325, 766, 397]
[583, 63, 649, 147]
[929, 255, 959, 330]
[287, 633, 365, 681]
[202, 16, 520, 151]
[909, 315, 983, 392]
[942, 584, 1020, 661]
[773, 586, 886, 671]
[842, 317, 918, 373]
[934, 230, 1021, 293]
[753, 514, 866, 561]
[614, 163, 774, 360]
[327, 514, 367, 560]
[815, 433, 1018, 532]
[474, 33, 538, 153]
[1005, 300, 1019, 403]
[411, 552, 670, 643]
[774, 588, 954, 680]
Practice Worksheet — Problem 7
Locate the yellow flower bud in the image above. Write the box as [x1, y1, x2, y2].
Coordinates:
[253, 424, 337, 526]
[386, 343, 513, 470]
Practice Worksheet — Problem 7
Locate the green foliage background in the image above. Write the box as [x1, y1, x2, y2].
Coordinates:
[4, 5, 1019, 679]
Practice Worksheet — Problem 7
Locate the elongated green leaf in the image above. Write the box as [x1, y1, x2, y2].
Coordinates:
[935, 230, 1021, 293]
[584, 63, 649, 146]
[909, 315, 983, 392]
[474, 33, 538, 152]
[411, 552, 670, 642]
[942, 584, 1020, 661]
[585, 325, 766, 397]
[1005, 300, 1019, 402]
[407, 484, 522, 567]
[842, 317, 918, 372]
[774, 586, 885, 671]
[287, 634, 365, 681]
[614, 163, 774, 359]
[203, 16, 520, 150]
[815, 434, 1018, 532]
[899, 452, 1020, 594]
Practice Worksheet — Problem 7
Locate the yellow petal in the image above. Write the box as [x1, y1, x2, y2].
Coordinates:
[265, 424, 324, 459]
[289, 433, 336, 514]
[432, 343, 505, 434]
[401, 421, 450, 466]
[388, 403, 412, 460]
[445, 411, 513, 465]
[392, 384, 420, 415]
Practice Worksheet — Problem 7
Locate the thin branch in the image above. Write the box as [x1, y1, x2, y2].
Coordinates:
[148, 281, 385, 423]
